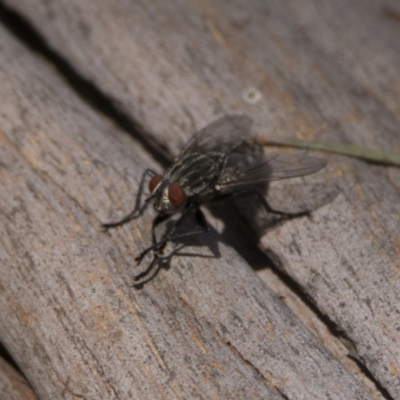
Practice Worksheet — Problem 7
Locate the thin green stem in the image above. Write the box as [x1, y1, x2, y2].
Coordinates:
[260, 138, 400, 167]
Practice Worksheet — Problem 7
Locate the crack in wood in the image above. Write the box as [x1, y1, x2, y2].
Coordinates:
[0, 1, 171, 169]
[224, 340, 268, 386]
[348, 355, 394, 400]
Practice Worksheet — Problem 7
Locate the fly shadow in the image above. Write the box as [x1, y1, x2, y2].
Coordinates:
[114, 177, 338, 288]
[205, 179, 339, 271]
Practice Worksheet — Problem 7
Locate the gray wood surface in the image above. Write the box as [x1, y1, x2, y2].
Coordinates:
[0, 0, 399, 399]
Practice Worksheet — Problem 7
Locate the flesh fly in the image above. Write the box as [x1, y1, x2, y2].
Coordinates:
[102, 115, 326, 285]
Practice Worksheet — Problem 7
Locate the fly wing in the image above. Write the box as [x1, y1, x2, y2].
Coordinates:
[217, 152, 326, 194]
[179, 115, 253, 156]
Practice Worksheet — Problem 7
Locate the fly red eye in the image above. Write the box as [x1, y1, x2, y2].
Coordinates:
[168, 183, 186, 208]
[148, 174, 163, 193]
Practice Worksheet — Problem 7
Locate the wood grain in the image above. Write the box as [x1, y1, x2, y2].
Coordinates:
[0, 0, 399, 398]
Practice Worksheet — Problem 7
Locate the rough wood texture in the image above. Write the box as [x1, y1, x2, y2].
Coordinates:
[0, 0, 399, 399]
[0, 17, 375, 400]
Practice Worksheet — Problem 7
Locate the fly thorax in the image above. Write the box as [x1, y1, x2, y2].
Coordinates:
[160, 186, 176, 214]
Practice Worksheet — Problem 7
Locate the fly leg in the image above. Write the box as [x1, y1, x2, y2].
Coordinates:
[133, 205, 209, 285]
[135, 204, 208, 263]
[134, 213, 171, 265]
[102, 168, 157, 229]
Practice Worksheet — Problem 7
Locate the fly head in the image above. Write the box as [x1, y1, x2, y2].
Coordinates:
[148, 174, 187, 215]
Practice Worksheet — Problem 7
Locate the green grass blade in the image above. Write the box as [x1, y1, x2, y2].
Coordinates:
[262, 138, 400, 167]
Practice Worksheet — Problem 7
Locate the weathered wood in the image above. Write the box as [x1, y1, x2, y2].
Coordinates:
[0, 16, 377, 400]
[0, 357, 38, 400]
[0, 0, 399, 398]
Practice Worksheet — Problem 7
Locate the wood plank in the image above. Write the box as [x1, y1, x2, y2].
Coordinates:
[0, 0, 399, 398]
[0, 16, 376, 400]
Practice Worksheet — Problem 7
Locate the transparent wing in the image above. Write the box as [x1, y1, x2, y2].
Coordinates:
[179, 115, 253, 156]
[217, 152, 326, 194]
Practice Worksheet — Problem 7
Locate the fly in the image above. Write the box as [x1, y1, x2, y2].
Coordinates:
[102, 115, 326, 285]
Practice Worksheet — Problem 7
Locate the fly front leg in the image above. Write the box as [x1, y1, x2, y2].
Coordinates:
[135, 204, 209, 264]
[133, 204, 209, 283]
[132, 256, 160, 287]
[134, 213, 171, 265]
[102, 168, 157, 229]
